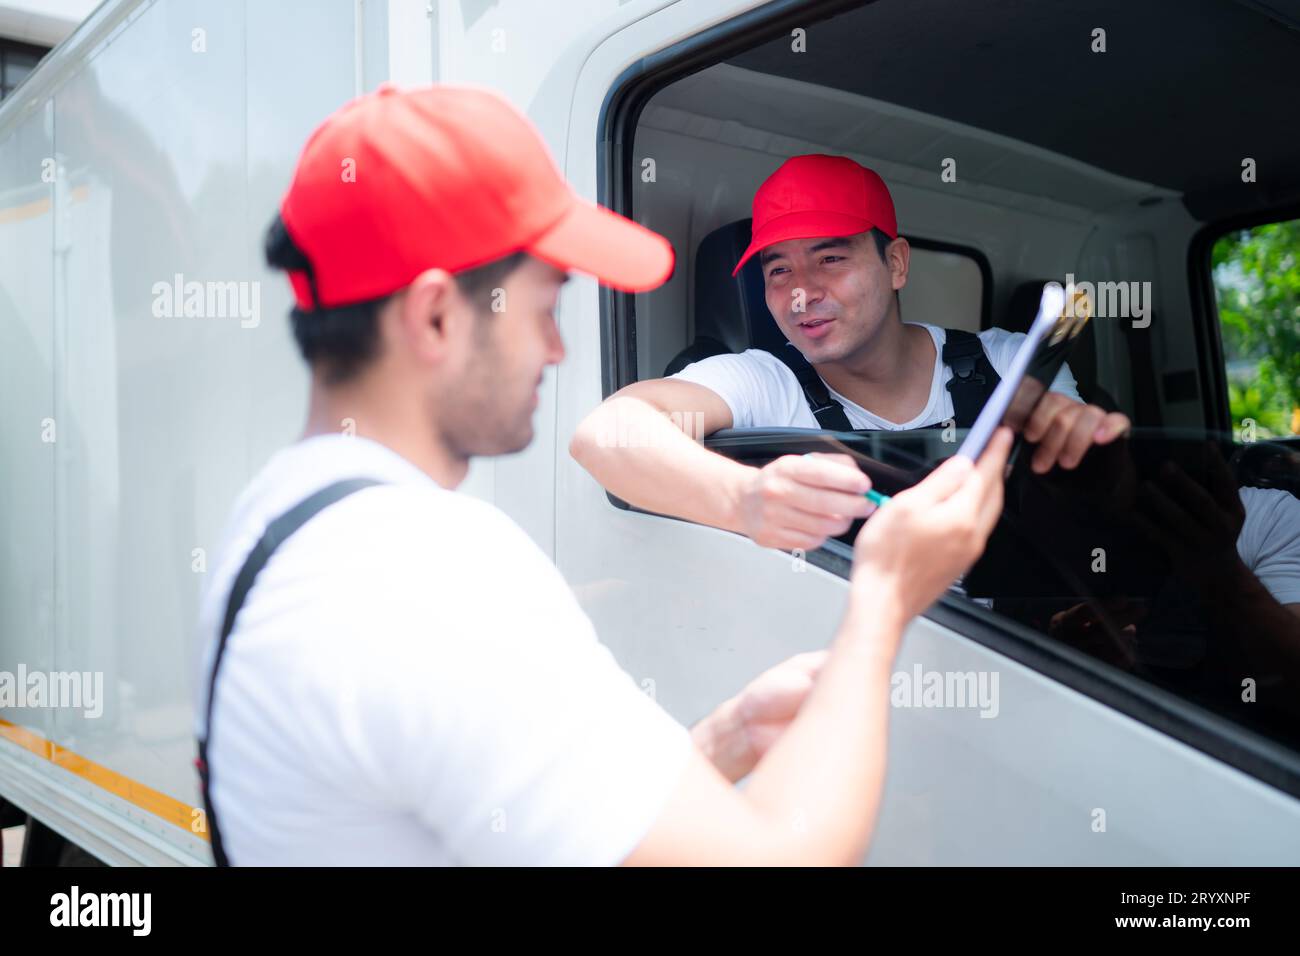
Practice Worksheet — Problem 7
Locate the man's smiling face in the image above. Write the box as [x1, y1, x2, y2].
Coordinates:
[759, 231, 909, 364]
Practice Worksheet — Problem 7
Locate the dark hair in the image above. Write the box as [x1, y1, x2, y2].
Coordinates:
[264, 216, 526, 386]
[868, 226, 894, 262]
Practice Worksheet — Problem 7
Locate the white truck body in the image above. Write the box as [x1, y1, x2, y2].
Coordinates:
[1, 0, 1297, 865]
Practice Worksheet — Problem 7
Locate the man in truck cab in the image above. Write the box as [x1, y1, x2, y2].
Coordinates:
[571, 154, 1131, 553]
[193, 84, 1013, 866]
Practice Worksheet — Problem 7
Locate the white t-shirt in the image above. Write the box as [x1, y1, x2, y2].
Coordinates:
[1237, 486, 1300, 607]
[670, 322, 1081, 430]
[193, 434, 692, 866]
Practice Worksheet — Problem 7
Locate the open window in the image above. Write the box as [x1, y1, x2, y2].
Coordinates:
[597, 0, 1300, 784]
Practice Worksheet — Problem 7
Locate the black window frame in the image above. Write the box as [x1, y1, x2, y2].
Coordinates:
[594, 0, 1300, 799]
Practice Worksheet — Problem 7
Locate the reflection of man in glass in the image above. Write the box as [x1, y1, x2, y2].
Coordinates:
[1046, 441, 1300, 734]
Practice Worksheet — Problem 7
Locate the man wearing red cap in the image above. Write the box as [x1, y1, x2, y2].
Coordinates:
[572, 154, 1130, 553]
[194, 89, 1011, 866]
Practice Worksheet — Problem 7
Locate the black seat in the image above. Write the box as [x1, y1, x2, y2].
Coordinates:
[665, 219, 786, 375]
[1004, 280, 1120, 411]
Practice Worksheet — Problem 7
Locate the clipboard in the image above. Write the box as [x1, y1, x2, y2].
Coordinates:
[956, 283, 1093, 461]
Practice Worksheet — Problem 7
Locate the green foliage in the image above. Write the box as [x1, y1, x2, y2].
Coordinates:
[1213, 220, 1300, 435]
[1228, 380, 1289, 437]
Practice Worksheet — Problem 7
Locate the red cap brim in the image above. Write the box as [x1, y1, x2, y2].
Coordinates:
[529, 197, 674, 293]
[732, 211, 881, 276]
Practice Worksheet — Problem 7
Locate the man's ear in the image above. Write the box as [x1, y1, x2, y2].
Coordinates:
[395, 268, 463, 364]
[887, 236, 910, 292]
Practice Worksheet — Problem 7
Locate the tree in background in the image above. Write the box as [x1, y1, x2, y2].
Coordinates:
[1213, 219, 1300, 437]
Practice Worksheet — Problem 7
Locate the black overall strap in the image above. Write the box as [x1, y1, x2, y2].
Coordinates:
[941, 328, 1001, 429]
[771, 343, 854, 431]
[196, 477, 385, 866]
[773, 330, 999, 431]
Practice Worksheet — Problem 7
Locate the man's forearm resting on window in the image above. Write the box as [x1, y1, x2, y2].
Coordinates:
[571, 391, 755, 533]
[571, 384, 876, 551]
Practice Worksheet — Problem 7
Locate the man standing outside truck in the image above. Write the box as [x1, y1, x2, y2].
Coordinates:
[194, 85, 1012, 866]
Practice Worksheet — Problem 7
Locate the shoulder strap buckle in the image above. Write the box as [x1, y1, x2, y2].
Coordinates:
[941, 328, 1000, 428]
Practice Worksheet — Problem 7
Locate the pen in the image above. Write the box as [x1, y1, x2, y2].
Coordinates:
[800, 452, 892, 507]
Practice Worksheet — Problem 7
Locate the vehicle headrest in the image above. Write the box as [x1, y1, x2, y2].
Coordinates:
[693, 218, 789, 355]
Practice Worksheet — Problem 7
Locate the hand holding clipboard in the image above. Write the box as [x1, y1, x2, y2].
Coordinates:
[956, 283, 1094, 461]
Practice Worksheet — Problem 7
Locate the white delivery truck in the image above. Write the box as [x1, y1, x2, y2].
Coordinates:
[2, 0, 1299, 865]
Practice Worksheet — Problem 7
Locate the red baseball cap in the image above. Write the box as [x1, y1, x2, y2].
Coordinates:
[732, 154, 898, 276]
[279, 83, 674, 310]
